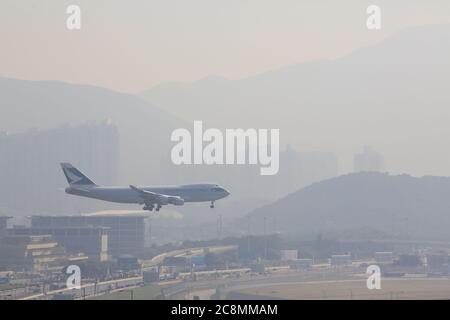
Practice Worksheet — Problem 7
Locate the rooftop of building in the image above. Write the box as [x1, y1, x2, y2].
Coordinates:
[31, 210, 149, 218]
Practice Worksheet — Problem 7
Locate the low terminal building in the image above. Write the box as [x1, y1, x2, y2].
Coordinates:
[143, 267, 160, 284]
[191, 255, 206, 270]
[289, 258, 313, 270]
[8, 226, 108, 261]
[117, 254, 140, 270]
[331, 254, 352, 267]
[31, 213, 146, 258]
[250, 263, 266, 273]
[280, 250, 298, 261]
[0, 234, 88, 272]
[426, 254, 450, 273]
[374, 252, 394, 264]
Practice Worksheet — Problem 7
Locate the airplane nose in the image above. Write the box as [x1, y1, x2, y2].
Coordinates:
[225, 189, 230, 196]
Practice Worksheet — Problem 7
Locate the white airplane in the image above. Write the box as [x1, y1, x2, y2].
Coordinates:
[61, 163, 230, 211]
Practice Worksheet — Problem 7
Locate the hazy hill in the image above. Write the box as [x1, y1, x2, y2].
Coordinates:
[236, 172, 450, 241]
[140, 24, 450, 175]
[0, 76, 185, 185]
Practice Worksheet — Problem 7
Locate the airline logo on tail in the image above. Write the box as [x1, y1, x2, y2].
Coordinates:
[61, 163, 96, 186]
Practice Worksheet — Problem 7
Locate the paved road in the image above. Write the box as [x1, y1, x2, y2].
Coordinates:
[165, 269, 357, 300]
[19, 276, 143, 300]
[143, 245, 237, 268]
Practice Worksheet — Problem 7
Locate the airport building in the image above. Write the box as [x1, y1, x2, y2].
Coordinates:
[280, 250, 298, 261]
[426, 254, 450, 273]
[0, 234, 88, 272]
[31, 214, 146, 258]
[8, 226, 109, 261]
[374, 252, 394, 264]
[289, 259, 313, 270]
[331, 254, 352, 266]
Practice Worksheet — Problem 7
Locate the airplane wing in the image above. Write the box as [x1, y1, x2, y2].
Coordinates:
[129, 185, 160, 201]
[129, 185, 184, 206]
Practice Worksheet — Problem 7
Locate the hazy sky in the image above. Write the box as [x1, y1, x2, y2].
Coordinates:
[1, 0, 450, 92]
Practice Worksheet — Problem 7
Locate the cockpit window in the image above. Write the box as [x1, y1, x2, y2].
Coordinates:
[213, 187, 223, 192]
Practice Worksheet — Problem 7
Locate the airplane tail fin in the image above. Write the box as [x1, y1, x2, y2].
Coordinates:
[60, 163, 97, 186]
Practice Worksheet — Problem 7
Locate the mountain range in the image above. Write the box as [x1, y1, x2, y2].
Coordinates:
[140, 24, 450, 175]
[235, 172, 450, 241]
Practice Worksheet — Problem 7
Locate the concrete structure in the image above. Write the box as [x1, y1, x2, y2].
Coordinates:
[143, 268, 160, 283]
[0, 234, 88, 272]
[250, 263, 266, 273]
[289, 259, 313, 270]
[426, 254, 449, 273]
[331, 254, 352, 266]
[374, 252, 394, 264]
[8, 226, 108, 261]
[280, 250, 298, 261]
[191, 255, 206, 269]
[31, 214, 145, 258]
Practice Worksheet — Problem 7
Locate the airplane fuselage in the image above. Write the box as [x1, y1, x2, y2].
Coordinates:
[66, 184, 229, 205]
[61, 163, 229, 211]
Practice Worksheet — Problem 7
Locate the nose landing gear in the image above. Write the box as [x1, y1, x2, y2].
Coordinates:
[210, 201, 215, 209]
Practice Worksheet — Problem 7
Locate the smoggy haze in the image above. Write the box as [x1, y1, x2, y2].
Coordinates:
[1, 0, 450, 92]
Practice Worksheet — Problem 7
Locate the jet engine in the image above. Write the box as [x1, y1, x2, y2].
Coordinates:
[168, 196, 185, 206]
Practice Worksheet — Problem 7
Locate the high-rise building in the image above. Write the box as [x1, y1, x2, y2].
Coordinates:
[0, 216, 11, 238]
[0, 122, 119, 214]
[354, 146, 385, 173]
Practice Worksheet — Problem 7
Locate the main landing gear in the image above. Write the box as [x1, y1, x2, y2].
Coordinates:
[144, 204, 162, 212]
[143, 204, 154, 211]
[210, 201, 215, 209]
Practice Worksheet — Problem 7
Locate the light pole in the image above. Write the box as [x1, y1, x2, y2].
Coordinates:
[247, 215, 251, 258]
[263, 216, 267, 260]
[123, 289, 134, 300]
